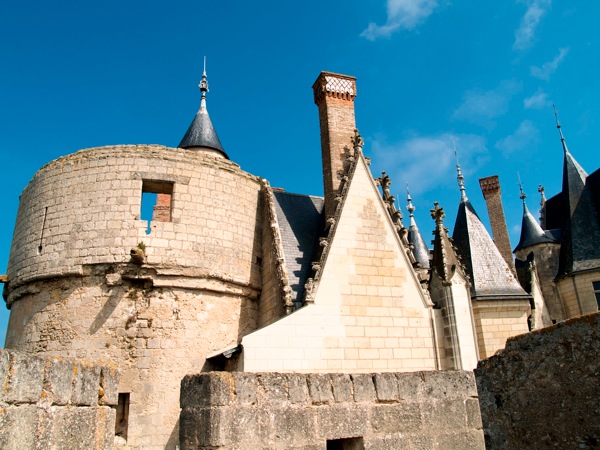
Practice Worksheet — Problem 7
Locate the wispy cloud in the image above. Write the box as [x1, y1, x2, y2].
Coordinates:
[452, 80, 521, 128]
[514, 0, 551, 50]
[530, 47, 569, 80]
[370, 132, 488, 196]
[524, 89, 551, 109]
[495, 120, 539, 155]
[361, 0, 438, 40]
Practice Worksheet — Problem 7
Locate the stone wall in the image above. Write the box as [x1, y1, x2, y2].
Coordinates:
[0, 348, 118, 449]
[475, 312, 600, 449]
[556, 270, 600, 319]
[180, 371, 484, 449]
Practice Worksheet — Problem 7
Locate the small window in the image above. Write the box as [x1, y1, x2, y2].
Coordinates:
[141, 180, 174, 234]
[327, 437, 364, 450]
[593, 281, 600, 309]
[115, 393, 130, 442]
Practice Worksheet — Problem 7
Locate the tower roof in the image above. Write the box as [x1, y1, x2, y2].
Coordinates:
[179, 60, 228, 158]
[451, 154, 529, 300]
[406, 188, 430, 269]
[553, 107, 600, 275]
[514, 185, 557, 252]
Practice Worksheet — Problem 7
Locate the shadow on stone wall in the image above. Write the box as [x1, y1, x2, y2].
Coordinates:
[475, 312, 600, 449]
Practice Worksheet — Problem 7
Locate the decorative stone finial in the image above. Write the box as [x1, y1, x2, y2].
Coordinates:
[352, 128, 364, 153]
[406, 184, 416, 218]
[431, 201, 445, 224]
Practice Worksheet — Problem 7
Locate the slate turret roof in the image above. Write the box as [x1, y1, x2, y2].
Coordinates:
[514, 187, 558, 252]
[406, 190, 430, 269]
[179, 62, 228, 158]
[452, 156, 530, 300]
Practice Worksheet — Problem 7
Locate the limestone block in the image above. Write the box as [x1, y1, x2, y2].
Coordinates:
[350, 374, 376, 402]
[44, 357, 74, 405]
[373, 373, 398, 402]
[232, 372, 258, 405]
[99, 366, 119, 406]
[421, 399, 467, 431]
[330, 374, 353, 403]
[180, 406, 230, 449]
[316, 404, 368, 440]
[286, 373, 309, 404]
[435, 430, 486, 450]
[228, 406, 271, 445]
[369, 404, 422, 434]
[180, 373, 234, 409]
[395, 372, 424, 402]
[5, 352, 44, 403]
[307, 374, 334, 405]
[0, 350, 9, 402]
[271, 407, 316, 448]
[420, 370, 477, 399]
[0, 405, 39, 450]
[258, 373, 289, 405]
[72, 362, 101, 406]
[46, 406, 99, 449]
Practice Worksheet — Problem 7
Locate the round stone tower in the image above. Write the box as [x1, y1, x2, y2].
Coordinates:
[3, 70, 262, 448]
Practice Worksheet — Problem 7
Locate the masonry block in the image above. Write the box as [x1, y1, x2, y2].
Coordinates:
[71, 361, 101, 406]
[330, 374, 353, 403]
[373, 373, 398, 402]
[350, 373, 376, 402]
[308, 374, 333, 405]
[316, 404, 368, 440]
[99, 365, 119, 406]
[44, 357, 74, 405]
[258, 373, 289, 405]
[232, 372, 258, 405]
[180, 372, 234, 409]
[370, 404, 422, 434]
[287, 373, 309, 404]
[6, 352, 44, 403]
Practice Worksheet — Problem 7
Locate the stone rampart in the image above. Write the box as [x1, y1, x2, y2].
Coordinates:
[180, 371, 484, 449]
[475, 312, 600, 449]
[0, 348, 119, 449]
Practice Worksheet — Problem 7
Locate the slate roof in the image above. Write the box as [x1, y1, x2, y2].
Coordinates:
[514, 201, 558, 252]
[556, 150, 600, 275]
[408, 217, 430, 269]
[272, 190, 324, 305]
[179, 105, 227, 157]
[453, 199, 530, 300]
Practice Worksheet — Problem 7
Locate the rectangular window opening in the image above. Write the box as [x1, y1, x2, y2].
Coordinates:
[593, 281, 600, 309]
[115, 392, 130, 443]
[326, 437, 365, 450]
[141, 180, 174, 234]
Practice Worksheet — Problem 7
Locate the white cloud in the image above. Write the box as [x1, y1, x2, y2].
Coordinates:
[370, 132, 488, 196]
[452, 80, 521, 128]
[530, 47, 569, 80]
[495, 120, 539, 155]
[523, 89, 551, 109]
[513, 0, 551, 50]
[361, 0, 438, 40]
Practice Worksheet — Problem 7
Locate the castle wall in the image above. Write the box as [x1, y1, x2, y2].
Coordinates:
[556, 270, 600, 319]
[4, 145, 264, 449]
[475, 312, 600, 449]
[0, 348, 119, 450]
[471, 300, 530, 359]
[179, 371, 485, 449]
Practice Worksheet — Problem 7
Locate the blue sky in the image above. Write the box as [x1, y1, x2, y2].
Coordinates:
[1, 1, 599, 346]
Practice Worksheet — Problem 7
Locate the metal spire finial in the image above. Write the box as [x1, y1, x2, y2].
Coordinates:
[518, 173, 526, 206]
[199, 57, 209, 109]
[406, 183, 415, 217]
[553, 104, 569, 154]
[454, 139, 468, 202]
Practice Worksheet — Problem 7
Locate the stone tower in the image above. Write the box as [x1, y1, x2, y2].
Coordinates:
[2, 69, 263, 449]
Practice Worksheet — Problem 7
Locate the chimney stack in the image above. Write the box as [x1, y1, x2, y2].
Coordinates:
[313, 72, 357, 218]
[479, 175, 516, 274]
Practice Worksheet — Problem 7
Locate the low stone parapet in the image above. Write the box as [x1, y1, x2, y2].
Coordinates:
[0, 348, 119, 449]
[180, 371, 484, 449]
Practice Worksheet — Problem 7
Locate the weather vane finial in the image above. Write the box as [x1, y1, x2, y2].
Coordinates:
[518, 173, 526, 205]
[406, 183, 416, 218]
[199, 57, 209, 108]
[553, 103, 569, 154]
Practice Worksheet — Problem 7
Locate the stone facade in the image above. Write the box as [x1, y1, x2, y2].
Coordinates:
[475, 312, 600, 449]
[180, 371, 484, 449]
[0, 348, 118, 449]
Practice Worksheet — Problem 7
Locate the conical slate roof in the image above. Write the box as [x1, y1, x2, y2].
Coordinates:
[514, 189, 558, 252]
[554, 122, 600, 275]
[179, 64, 228, 158]
[406, 191, 430, 269]
[451, 155, 529, 300]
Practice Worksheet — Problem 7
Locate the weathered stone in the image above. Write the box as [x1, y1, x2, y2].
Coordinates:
[180, 407, 229, 449]
[258, 373, 289, 405]
[72, 361, 101, 406]
[232, 372, 259, 405]
[373, 373, 398, 402]
[308, 374, 333, 405]
[99, 365, 119, 406]
[0, 350, 10, 402]
[180, 373, 234, 409]
[316, 404, 368, 440]
[44, 357, 74, 405]
[370, 404, 422, 434]
[330, 374, 353, 403]
[465, 398, 482, 429]
[47, 406, 98, 449]
[287, 373, 309, 404]
[351, 374, 375, 402]
[395, 371, 424, 401]
[421, 399, 467, 431]
[271, 407, 316, 448]
[364, 435, 410, 450]
[0, 405, 39, 450]
[420, 370, 477, 399]
[5, 352, 44, 403]
[229, 406, 271, 446]
[435, 430, 486, 450]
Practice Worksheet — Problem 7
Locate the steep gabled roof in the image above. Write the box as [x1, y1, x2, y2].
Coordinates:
[272, 190, 324, 305]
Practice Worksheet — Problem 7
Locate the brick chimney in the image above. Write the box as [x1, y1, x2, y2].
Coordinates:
[313, 72, 357, 218]
[479, 175, 515, 274]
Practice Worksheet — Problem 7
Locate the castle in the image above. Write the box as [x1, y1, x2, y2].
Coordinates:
[2, 69, 599, 449]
